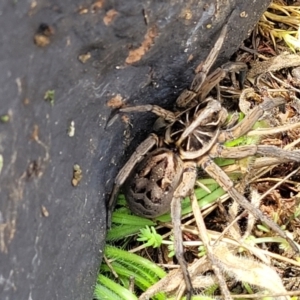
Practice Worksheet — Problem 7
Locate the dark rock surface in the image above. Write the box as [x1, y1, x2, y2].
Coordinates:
[0, 0, 270, 299]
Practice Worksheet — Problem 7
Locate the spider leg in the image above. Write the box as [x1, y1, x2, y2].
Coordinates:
[222, 61, 248, 89]
[171, 162, 197, 300]
[198, 61, 248, 102]
[254, 157, 300, 169]
[119, 104, 176, 123]
[209, 144, 257, 159]
[209, 143, 300, 162]
[107, 134, 158, 227]
[200, 156, 299, 252]
[218, 97, 286, 143]
[176, 25, 228, 108]
[257, 145, 300, 161]
[190, 192, 232, 300]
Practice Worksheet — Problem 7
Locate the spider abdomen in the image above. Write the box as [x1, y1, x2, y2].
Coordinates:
[124, 148, 184, 218]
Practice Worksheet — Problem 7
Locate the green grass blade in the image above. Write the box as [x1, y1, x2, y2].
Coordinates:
[97, 274, 138, 300]
[112, 211, 156, 226]
[107, 225, 146, 241]
[105, 245, 166, 279]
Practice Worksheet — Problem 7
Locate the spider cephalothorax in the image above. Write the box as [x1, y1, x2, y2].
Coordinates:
[165, 97, 228, 158]
[107, 24, 300, 299]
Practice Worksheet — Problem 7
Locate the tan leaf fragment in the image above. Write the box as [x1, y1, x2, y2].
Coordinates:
[103, 9, 118, 26]
[126, 26, 158, 64]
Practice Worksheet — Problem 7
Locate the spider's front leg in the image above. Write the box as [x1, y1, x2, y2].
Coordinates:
[198, 61, 248, 102]
[171, 161, 197, 300]
[176, 25, 229, 108]
[200, 156, 299, 252]
[107, 134, 158, 226]
[176, 24, 248, 108]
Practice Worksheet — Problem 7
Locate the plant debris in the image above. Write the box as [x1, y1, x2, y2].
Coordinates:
[97, 1, 300, 299]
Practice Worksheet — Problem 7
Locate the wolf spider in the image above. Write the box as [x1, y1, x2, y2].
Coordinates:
[108, 25, 300, 299]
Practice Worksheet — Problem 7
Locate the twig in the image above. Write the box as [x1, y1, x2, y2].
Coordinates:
[103, 255, 119, 278]
[268, 71, 300, 93]
[257, 166, 300, 204]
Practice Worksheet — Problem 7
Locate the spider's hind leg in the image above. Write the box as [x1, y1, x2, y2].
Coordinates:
[200, 156, 299, 253]
[107, 134, 158, 227]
